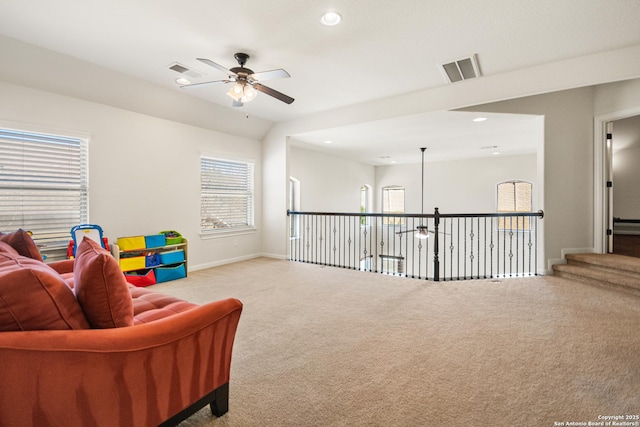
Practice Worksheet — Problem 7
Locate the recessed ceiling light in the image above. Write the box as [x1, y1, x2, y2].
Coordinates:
[324, 140, 333, 144]
[175, 77, 191, 85]
[320, 11, 342, 26]
[473, 117, 487, 122]
[390, 160, 397, 164]
[492, 151, 501, 155]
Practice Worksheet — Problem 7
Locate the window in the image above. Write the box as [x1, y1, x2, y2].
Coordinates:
[360, 184, 371, 226]
[382, 185, 404, 225]
[289, 177, 300, 238]
[0, 127, 88, 256]
[200, 156, 254, 234]
[497, 180, 532, 231]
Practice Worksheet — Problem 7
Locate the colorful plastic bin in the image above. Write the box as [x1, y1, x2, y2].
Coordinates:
[160, 230, 183, 245]
[144, 234, 166, 248]
[116, 236, 146, 251]
[155, 263, 186, 283]
[158, 249, 185, 265]
[124, 269, 156, 287]
[119, 256, 146, 272]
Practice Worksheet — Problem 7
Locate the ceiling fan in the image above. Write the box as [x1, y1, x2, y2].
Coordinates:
[180, 52, 294, 107]
[396, 147, 448, 239]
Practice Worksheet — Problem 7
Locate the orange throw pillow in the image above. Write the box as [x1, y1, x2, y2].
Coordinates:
[0, 253, 90, 331]
[74, 237, 134, 328]
[0, 229, 44, 262]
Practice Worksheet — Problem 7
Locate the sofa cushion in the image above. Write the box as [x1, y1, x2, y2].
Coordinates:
[0, 229, 44, 262]
[0, 253, 90, 331]
[74, 237, 134, 328]
[129, 285, 197, 324]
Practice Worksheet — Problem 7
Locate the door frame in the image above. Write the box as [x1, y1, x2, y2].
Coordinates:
[593, 106, 640, 253]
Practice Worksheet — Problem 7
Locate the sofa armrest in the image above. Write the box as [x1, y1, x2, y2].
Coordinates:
[0, 297, 242, 427]
[47, 259, 75, 274]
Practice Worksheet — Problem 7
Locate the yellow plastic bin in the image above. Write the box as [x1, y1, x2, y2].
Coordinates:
[116, 236, 146, 251]
[119, 256, 146, 272]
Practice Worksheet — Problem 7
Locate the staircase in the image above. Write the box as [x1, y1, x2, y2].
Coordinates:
[552, 253, 640, 296]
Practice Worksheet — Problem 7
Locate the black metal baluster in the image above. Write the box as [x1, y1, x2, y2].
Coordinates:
[433, 208, 440, 281]
[465, 218, 475, 279]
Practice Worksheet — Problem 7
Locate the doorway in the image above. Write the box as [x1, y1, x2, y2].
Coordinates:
[594, 109, 640, 256]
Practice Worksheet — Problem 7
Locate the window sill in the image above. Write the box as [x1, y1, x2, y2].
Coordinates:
[200, 227, 256, 240]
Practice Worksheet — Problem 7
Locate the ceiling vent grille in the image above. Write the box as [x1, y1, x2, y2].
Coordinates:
[441, 55, 480, 83]
[168, 62, 204, 79]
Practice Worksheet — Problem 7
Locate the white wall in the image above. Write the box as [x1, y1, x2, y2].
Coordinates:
[462, 87, 596, 265]
[375, 154, 537, 215]
[289, 146, 538, 214]
[0, 82, 263, 269]
[289, 146, 375, 212]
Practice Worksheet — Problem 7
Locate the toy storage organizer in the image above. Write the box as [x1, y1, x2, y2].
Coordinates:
[110, 234, 187, 286]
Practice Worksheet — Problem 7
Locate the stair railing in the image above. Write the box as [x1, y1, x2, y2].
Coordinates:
[287, 208, 544, 281]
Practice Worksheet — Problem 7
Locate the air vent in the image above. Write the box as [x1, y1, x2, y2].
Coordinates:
[441, 55, 480, 83]
[168, 62, 204, 79]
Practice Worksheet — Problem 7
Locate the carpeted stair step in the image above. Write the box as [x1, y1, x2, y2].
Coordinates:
[552, 253, 640, 296]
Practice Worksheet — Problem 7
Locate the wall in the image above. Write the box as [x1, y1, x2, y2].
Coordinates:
[462, 87, 596, 266]
[289, 146, 375, 212]
[0, 82, 263, 270]
[375, 154, 537, 215]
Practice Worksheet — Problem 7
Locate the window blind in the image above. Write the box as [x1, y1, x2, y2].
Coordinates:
[0, 128, 88, 249]
[382, 185, 405, 225]
[497, 181, 532, 231]
[201, 156, 254, 233]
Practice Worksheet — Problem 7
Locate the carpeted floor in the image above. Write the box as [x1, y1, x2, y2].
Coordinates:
[151, 258, 640, 427]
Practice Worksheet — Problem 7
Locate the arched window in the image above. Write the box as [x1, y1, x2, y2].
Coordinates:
[497, 180, 532, 231]
[289, 177, 300, 238]
[360, 184, 371, 226]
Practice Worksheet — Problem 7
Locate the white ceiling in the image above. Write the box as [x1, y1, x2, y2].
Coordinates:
[1, 0, 639, 164]
[291, 110, 542, 165]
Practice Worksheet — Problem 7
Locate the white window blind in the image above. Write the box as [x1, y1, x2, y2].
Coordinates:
[382, 185, 405, 225]
[0, 128, 88, 250]
[201, 156, 254, 233]
[497, 180, 532, 231]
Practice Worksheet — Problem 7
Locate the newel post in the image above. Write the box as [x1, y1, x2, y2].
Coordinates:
[433, 207, 440, 281]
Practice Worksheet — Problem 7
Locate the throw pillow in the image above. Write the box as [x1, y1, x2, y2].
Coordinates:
[0, 254, 90, 331]
[0, 229, 44, 262]
[74, 237, 134, 328]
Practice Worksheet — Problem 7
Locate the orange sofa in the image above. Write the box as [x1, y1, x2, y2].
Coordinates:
[0, 230, 243, 426]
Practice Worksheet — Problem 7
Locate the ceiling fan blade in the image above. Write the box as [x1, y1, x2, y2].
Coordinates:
[180, 79, 232, 88]
[250, 68, 290, 81]
[197, 58, 235, 75]
[395, 228, 450, 236]
[253, 83, 294, 104]
[395, 229, 417, 234]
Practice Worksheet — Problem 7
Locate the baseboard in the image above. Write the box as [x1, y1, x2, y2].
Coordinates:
[190, 254, 263, 272]
[189, 252, 288, 272]
[546, 247, 595, 273]
[259, 252, 288, 260]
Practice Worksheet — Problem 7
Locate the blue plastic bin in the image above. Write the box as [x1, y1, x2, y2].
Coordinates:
[155, 263, 186, 283]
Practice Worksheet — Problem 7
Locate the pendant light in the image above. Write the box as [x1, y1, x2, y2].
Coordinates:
[416, 147, 429, 239]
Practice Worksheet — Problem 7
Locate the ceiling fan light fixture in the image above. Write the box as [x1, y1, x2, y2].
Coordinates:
[227, 82, 258, 103]
[415, 228, 429, 239]
[320, 11, 342, 26]
[243, 85, 257, 101]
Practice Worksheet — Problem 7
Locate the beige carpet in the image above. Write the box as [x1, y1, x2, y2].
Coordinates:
[151, 258, 640, 427]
